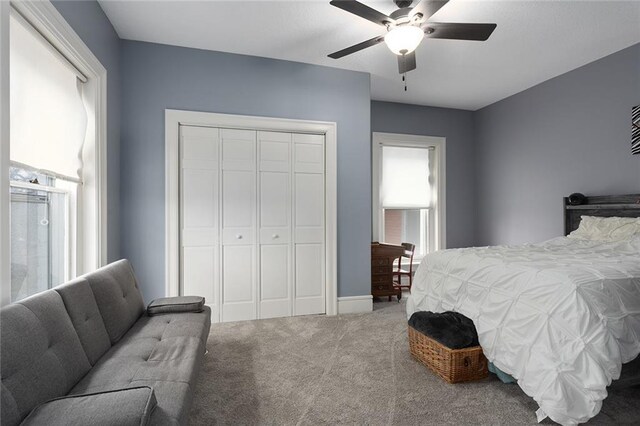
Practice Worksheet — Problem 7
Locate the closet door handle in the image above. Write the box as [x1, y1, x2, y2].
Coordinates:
[236, 234, 243, 240]
[272, 234, 279, 239]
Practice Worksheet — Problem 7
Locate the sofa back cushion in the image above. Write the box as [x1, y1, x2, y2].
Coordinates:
[83, 259, 145, 344]
[0, 290, 91, 426]
[55, 277, 112, 365]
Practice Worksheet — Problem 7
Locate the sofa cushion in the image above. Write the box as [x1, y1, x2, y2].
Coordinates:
[0, 290, 91, 426]
[70, 308, 211, 425]
[55, 277, 112, 365]
[147, 296, 205, 316]
[83, 259, 145, 344]
[21, 386, 157, 426]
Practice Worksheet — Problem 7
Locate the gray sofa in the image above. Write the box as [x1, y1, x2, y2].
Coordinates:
[1, 259, 211, 425]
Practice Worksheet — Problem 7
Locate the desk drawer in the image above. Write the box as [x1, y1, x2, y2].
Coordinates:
[373, 284, 391, 293]
[371, 266, 391, 275]
[372, 274, 392, 284]
[372, 257, 389, 266]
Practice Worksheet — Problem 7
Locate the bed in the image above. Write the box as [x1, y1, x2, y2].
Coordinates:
[406, 194, 640, 426]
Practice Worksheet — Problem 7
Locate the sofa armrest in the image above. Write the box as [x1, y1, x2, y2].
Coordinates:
[21, 386, 156, 426]
[147, 296, 205, 316]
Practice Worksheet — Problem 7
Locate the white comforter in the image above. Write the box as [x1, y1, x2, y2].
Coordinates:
[406, 237, 640, 425]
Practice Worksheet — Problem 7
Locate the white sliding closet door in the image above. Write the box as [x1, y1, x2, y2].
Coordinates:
[180, 126, 219, 320]
[293, 134, 325, 316]
[258, 131, 292, 319]
[221, 129, 257, 322]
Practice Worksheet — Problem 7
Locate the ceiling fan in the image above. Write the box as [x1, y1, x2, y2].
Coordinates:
[328, 0, 497, 74]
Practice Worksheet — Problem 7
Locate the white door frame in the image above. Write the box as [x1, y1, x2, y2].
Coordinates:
[165, 109, 338, 316]
[372, 132, 446, 252]
[0, 1, 10, 306]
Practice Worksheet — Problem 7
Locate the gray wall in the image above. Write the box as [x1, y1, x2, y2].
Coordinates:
[371, 101, 476, 249]
[475, 43, 640, 246]
[120, 41, 371, 302]
[52, 1, 121, 262]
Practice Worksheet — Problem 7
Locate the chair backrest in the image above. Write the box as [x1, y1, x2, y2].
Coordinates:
[400, 243, 415, 257]
[401, 242, 416, 271]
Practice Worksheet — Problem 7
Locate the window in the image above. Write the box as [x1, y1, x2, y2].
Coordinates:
[372, 133, 446, 261]
[9, 9, 86, 301]
[10, 167, 71, 301]
[383, 209, 431, 257]
[380, 144, 433, 257]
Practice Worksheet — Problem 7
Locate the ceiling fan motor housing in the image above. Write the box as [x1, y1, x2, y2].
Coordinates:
[389, 8, 412, 22]
[394, 0, 414, 8]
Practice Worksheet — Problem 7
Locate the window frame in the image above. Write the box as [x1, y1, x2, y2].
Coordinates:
[372, 132, 446, 257]
[0, 1, 108, 306]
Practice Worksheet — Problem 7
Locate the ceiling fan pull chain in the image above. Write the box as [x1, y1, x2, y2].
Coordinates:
[403, 73, 407, 91]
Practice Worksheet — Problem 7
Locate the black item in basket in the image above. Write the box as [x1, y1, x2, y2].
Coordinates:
[408, 311, 480, 349]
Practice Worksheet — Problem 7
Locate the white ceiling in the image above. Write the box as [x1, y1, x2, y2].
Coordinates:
[98, 0, 640, 110]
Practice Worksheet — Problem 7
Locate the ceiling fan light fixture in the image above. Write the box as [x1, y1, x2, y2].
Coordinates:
[384, 25, 424, 55]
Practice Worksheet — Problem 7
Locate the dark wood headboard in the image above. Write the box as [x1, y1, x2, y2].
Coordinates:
[564, 194, 640, 235]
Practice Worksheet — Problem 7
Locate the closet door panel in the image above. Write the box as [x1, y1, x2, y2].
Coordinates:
[259, 131, 290, 172]
[221, 129, 257, 322]
[182, 169, 217, 234]
[180, 125, 219, 320]
[222, 170, 254, 231]
[222, 245, 256, 322]
[294, 134, 324, 174]
[182, 247, 215, 301]
[259, 171, 290, 245]
[260, 245, 289, 299]
[259, 244, 290, 319]
[222, 228, 255, 245]
[293, 133, 325, 316]
[258, 131, 291, 319]
[294, 244, 324, 315]
[294, 174, 323, 230]
[295, 244, 323, 297]
[222, 129, 256, 171]
[222, 169, 255, 245]
[183, 228, 217, 247]
[259, 228, 290, 244]
[260, 171, 289, 229]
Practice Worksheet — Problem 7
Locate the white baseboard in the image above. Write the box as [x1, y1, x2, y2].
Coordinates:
[337, 295, 373, 314]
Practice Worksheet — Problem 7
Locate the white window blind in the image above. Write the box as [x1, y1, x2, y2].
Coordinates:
[380, 145, 431, 209]
[9, 11, 87, 181]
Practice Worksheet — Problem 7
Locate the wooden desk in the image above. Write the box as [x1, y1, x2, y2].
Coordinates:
[371, 242, 404, 301]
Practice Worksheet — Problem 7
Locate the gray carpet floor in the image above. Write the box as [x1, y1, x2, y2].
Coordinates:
[190, 297, 640, 425]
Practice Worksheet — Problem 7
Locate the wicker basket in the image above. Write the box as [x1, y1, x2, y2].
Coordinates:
[408, 325, 488, 383]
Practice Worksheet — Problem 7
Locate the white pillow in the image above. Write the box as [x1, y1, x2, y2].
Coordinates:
[568, 216, 640, 241]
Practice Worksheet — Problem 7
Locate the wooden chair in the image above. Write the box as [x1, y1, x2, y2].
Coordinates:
[393, 242, 416, 292]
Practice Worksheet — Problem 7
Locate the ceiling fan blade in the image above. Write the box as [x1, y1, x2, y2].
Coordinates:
[328, 35, 385, 59]
[409, 0, 449, 21]
[423, 22, 497, 41]
[398, 52, 417, 74]
[329, 0, 394, 27]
